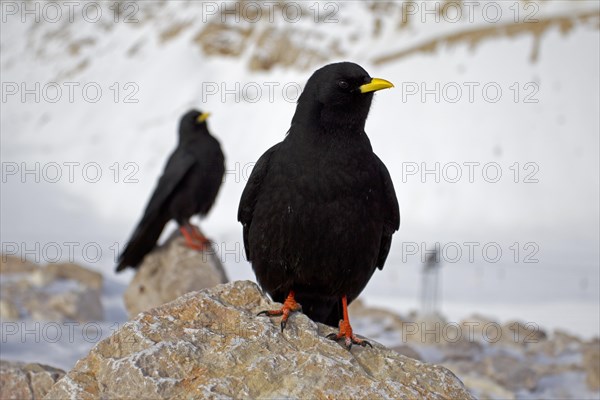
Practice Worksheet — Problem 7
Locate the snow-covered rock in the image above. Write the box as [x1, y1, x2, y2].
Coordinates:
[45, 281, 475, 399]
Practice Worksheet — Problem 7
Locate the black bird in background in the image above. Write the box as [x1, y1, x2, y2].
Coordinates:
[117, 110, 225, 272]
[238, 62, 400, 348]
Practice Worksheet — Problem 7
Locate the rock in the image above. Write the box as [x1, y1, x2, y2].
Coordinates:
[349, 302, 457, 347]
[47, 288, 104, 321]
[347, 299, 409, 346]
[0, 259, 104, 322]
[531, 329, 583, 357]
[349, 298, 407, 330]
[501, 320, 547, 345]
[22, 284, 104, 322]
[482, 353, 538, 392]
[456, 373, 516, 400]
[441, 338, 484, 363]
[440, 359, 483, 378]
[459, 314, 500, 343]
[46, 281, 475, 399]
[190, 3, 345, 71]
[392, 344, 423, 361]
[0, 254, 38, 274]
[249, 26, 339, 72]
[0, 299, 20, 320]
[458, 316, 547, 348]
[582, 341, 600, 391]
[123, 231, 228, 318]
[0, 360, 65, 400]
[405, 312, 449, 345]
[194, 22, 254, 57]
[24, 295, 64, 322]
[29, 269, 55, 287]
[44, 263, 103, 291]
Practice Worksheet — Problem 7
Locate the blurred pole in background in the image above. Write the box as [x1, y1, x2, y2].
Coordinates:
[420, 246, 441, 315]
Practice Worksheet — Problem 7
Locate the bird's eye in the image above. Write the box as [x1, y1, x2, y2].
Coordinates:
[338, 80, 349, 90]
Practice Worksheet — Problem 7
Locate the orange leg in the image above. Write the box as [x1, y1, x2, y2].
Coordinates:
[327, 295, 372, 349]
[257, 291, 302, 331]
[179, 225, 209, 251]
[190, 225, 211, 247]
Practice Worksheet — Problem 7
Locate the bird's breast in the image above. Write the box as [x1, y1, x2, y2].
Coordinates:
[261, 145, 383, 224]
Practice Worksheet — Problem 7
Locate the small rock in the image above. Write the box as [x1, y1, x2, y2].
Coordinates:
[47, 288, 104, 321]
[349, 299, 406, 330]
[392, 344, 423, 360]
[441, 338, 484, 362]
[0, 359, 65, 400]
[0, 256, 104, 322]
[0, 255, 38, 274]
[501, 320, 547, 346]
[582, 341, 600, 391]
[441, 360, 484, 378]
[124, 231, 228, 318]
[45, 263, 103, 291]
[460, 314, 498, 339]
[529, 329, 582, 357]
[25, 295, 64, 322]
[347, 299, 410, 347]
[457, 373, 516, 400]
[29, 269, 55, 287]
[405, 312, 448, 345]
[0, 299, 20, 320]
[45, 281, 475, 399]
[483, 353, 538, 392]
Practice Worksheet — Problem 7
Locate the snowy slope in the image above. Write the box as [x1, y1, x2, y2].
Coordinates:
[1, 0, 599, 361]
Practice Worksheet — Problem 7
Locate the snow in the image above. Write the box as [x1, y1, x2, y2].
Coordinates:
[0, 0, 598, 384]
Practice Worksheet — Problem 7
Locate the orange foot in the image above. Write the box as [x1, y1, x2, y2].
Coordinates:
[326, 295, 372, 349]
[257, 291, 302, 331]
[179, 225, 211, 251]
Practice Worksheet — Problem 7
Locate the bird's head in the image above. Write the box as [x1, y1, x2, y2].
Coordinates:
[179, 109, 211, 138]
[292, 62, 393, 133]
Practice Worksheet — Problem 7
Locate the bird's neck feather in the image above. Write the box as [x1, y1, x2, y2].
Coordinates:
[291, 103, 369, 139]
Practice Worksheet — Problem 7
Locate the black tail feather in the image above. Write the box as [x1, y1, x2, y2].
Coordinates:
[116, 213, 169, 272]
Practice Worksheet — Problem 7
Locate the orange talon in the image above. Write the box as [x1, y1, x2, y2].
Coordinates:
[326, 295, 372, 349]
[257, 291, 303, 331]
[190, 225, 211, 248]
[179, 225, 209, 251]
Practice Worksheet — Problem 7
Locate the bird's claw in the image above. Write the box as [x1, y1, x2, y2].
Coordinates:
[328, 332, 372, 349]
[255, 292, 302, 332]
[180, 225, 210, 252]
[327, 317, 372, 350]
[257, 309, 292, 332]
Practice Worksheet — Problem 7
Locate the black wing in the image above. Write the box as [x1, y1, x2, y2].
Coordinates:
[144, 148, 198, 220]
[238, 143, 281, 261]
[116, 148, 196, 271]
[375, 155, 400, 270]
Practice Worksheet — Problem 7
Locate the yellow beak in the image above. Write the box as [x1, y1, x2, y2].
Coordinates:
[197, 112, 211, 123]
[359, 78, 394, 94]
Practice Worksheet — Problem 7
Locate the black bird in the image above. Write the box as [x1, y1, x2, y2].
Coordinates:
[238, 62, 400, 347]
[117, 110, 225, 272]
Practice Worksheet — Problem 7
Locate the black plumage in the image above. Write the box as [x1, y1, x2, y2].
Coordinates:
[238, 62, 399, 343]
[117, 109, 225, 272]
